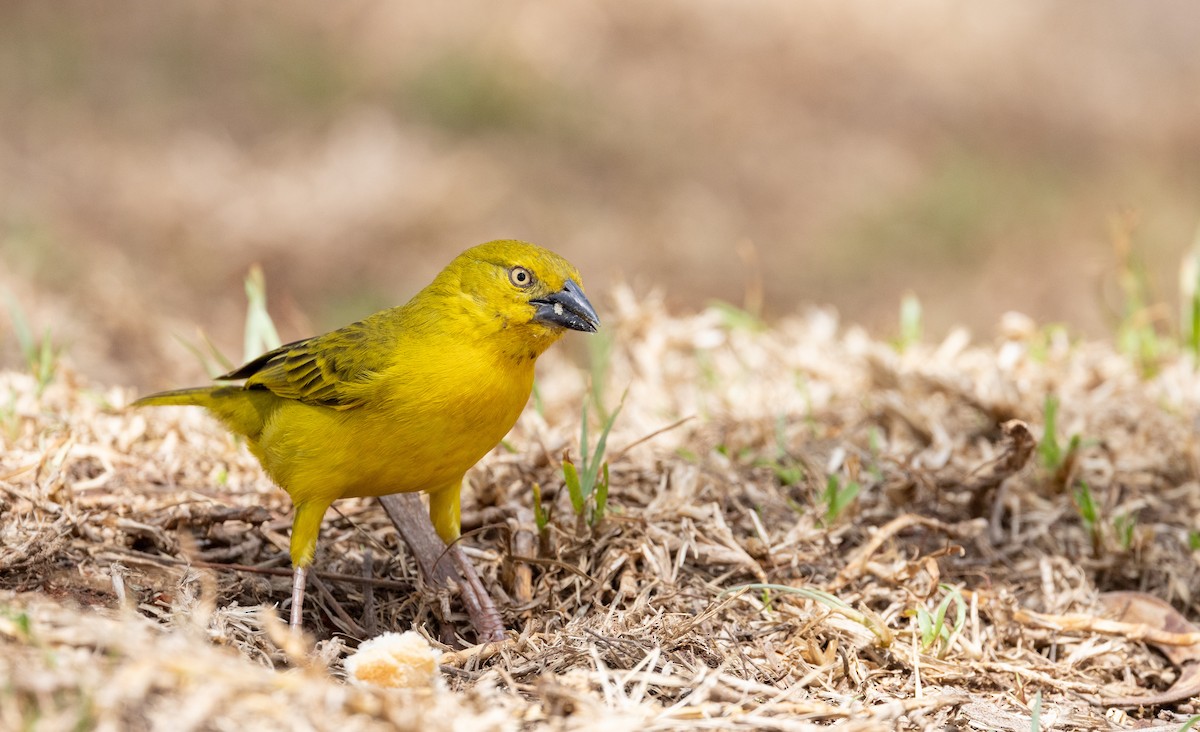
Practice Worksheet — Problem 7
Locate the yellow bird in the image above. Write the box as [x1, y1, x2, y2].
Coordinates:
[135, 240, 599, 630]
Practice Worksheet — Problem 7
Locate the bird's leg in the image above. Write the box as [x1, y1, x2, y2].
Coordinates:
[287, 501, 327, 633]
[290, 565, 308, 631]
[378, 493, 505, 643]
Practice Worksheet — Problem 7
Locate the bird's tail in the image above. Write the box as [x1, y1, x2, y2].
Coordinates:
[132, 387, 225, 408]
[132, 385, 270, 441]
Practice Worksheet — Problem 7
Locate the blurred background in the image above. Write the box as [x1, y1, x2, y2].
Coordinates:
[2, 0, 1199, 389]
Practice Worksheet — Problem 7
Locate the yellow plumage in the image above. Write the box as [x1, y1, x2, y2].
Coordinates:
[135, 240, 598, 626]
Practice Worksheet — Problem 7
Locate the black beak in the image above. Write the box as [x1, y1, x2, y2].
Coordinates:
[531, 279, 600, 333]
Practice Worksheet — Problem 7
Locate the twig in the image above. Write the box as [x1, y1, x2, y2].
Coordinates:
[1014, 606, 1200, 647]
[309, 571, 366, 638]
[101, 546, 412, 590]
[612, 415, 694, 461]
[360, 550, 377, 637]
[378, 492, 506, 643]
[510, 510, 536, 605]
[832, 514, 979, 590]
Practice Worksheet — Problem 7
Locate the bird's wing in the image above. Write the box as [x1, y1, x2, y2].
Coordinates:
[218, 319, 390, 410]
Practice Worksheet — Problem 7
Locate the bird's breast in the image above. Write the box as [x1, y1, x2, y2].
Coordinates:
[262, 344, 536, 503]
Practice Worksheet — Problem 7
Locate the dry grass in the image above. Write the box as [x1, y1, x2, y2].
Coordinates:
[4, 290, 1200, 730]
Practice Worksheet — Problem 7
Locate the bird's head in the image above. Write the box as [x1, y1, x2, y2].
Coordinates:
[434, 240, 600, 356]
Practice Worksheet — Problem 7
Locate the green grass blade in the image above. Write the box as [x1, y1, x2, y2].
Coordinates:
[582, 389, 626, 492]
[3, 290, 36, 365]
[562, 458, 584, 514]
[578, 398, 591, 478]
[917, 608, 934, 647]
[172, 330, 236, 378]
[588, 329, 613, 417]
[1183, 242, 1200, 358]
[532, 481, 549, 533]
[593, 462, 610, 525]
[1038, 394, 1061, 468]
[721, 583, 891, 644]
[1073, 482, 1097, 527]
[896, 292, 922, 351]
[243, 264, 282, 360]
[707, 300, 766, 332]
[37, 328, 54, 387]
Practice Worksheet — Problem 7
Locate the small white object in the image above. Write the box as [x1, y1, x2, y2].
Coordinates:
[343, 631, 441, 689]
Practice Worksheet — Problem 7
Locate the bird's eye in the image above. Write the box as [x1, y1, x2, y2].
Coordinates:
[508, 266, 534, 288]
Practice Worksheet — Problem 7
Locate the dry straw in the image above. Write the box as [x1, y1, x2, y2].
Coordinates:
[4, 290, 1200, 729]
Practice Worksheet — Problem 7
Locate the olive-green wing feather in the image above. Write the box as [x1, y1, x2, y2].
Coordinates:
[219, 315, 394, 410]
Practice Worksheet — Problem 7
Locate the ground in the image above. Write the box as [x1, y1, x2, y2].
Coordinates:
[4, 290, 1200, 731]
